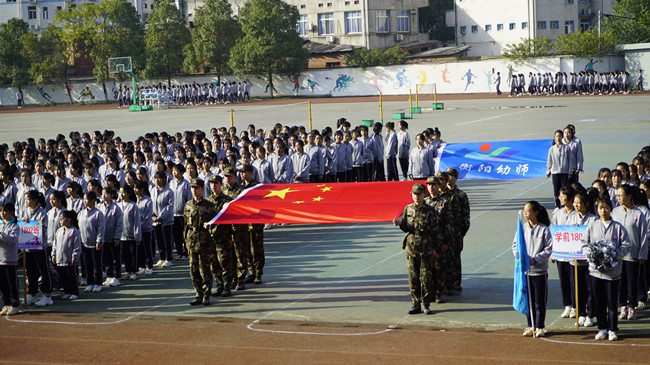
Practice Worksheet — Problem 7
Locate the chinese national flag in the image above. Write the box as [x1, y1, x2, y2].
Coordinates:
[209, 181, 417, 224]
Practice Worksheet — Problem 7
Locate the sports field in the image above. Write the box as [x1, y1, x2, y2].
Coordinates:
[1, 93, 650, 364]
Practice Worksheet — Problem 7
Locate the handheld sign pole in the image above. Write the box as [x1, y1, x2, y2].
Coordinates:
[308, 101, 313, 131]
[23, 252, 28, 310]
[575, 260, 579, 329]
[230, 108, 234, 127]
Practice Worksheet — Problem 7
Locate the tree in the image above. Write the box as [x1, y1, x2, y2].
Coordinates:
[183, 0, 240, 83]
[502, 37, 553, 60]
[602, 0, 650, 45]
[144, 1, 190, 85]
[418, 0, 455, 42]
[0, 18, 31, 88]
[56, 0, 144, 102]
[344, 45, 409, 69]
[554, 29, 617, 58]
[22, 25, 74, 104]
[229, 0, 309, 98]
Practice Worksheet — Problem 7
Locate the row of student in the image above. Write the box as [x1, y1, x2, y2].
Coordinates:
[516, 167, 649, 341]
[117, 82, 252, 109]
[507, 70, 643, 97]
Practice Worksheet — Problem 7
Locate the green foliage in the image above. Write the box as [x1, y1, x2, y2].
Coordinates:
[229, 0, 309, 97]
[183, 0, 240, 80]
[144, 1, 190, 84]
[56, 0, 144, 100]
[554, 29, 617, 58]
[0, 18, 31, 88]
[418, 0, 455, 42]
[344, 45, 409, 69]
[602, 0, 650, 45]
[502, 37, 554, 60]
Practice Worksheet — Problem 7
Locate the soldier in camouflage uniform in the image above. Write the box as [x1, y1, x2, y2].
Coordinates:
[222, 166, 251, 290]
[425, 176, 454, 303]
[207, 175, 235, 298]
[436, 170, 461, 292]
[394, 183, 440, 315]
[239, 163, 265, 285]
[184, 178, 216, 306]
[446, 168, 470, 291]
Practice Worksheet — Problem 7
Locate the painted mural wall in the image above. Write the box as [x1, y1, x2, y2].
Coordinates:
[0, 55, 626, 106]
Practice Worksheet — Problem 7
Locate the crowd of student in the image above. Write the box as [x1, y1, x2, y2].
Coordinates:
[522, 133, 650, 340]
[116, 81, 252, 108]
[0, 118, 459, 315]
[506, 69, 644, 97]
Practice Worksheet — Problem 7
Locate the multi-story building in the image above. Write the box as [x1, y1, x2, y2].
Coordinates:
[183, 0, 429, 50]
[447, 0, 616, 57]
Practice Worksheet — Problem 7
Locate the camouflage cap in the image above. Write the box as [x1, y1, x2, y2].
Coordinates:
[411, 183, 426, 194]
[238, 163, 254, 172]
[208, 175, 222, 183]
[190, 178, 204, 187]
[426, 176, 440, 185]
[222, 166, 237, 176]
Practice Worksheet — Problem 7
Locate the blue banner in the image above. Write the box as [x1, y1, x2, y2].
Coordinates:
[513, 214, 530, 315]
[438, 139, 551, 180]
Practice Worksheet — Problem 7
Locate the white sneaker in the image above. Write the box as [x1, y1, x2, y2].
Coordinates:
[121, 273, 131, 280]
[569, 308, 576, 318]
[80, 278, 87, 286]
[110, 278, 120, 287]
[534, 328, 546, 337]
[35, 296, 53, 307]
[0, 306, 9, 315]
[584, 317, 594, 327]
[102, 278, 113, 287]
[608, 331, 618, 341]
[637, 301, 646, 310]
[129, 273, 137, 281]
[627, 308, 637, 320]
[136, 268, 146, 275]
[162, 260, 172, 268]
[84, 285, 94, 293]
[595, 330, 607, 340]
[522, 327, 534, 337]
[61, 294, 71, 300]
[561, 306, 571, 318]
[145, 268, 153, 275]
[264, 224, 273, 230]
[92, 285, 102, 293]
[578, 316, 585, 326]
[154, 260, 164, 268]
[6, 306, 19, 316]
[22, 294, 37, 306]
[69, 295, 78, 300]
[619, 306, 628, 319]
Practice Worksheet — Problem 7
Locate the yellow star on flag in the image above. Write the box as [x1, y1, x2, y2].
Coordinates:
[320, 186, 332, 192]
[264, 187, 299, 199]
[293, 201, 305, 204]
[313, 196, 324, 202]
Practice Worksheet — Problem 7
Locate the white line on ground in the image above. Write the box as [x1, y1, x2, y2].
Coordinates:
[454, 110, 533, 126]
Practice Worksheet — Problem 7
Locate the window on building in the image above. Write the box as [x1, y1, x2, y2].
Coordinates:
[297, 14, 308, 36]
[151, 4, 154, 10]
[522, 22, 528, 29]
[537, 21, 546, 29]
[56, 6, 61, 11]
[580, 20, 591, 31]
[550, 21, 559, 29]
[28, 6, 37, 19]
[326, 62, 341, 68]
[42, 7, 48, 19]
[509, 23, 515, 30]
[497, 23, 503, 31]
[459, 26, 466, 35]
[471, 25, 478, 33]
[485, 24, 491, 32]
[7, 0, 16, 3]
[376, 10, 389, 33]
[318, 13, 334, 35]
[144, 3, 147, 8]
[565, 20, 575, 33]
[345, 11, 362, 33]
[396, 10, 410, 32]
[565, 0, 574, 4]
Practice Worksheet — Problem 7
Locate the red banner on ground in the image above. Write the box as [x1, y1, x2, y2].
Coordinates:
[209, 181, 417, 224]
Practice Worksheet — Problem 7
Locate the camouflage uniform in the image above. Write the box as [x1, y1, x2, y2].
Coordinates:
[425, 194, 454, 295]
[241, 178, 265, 282]
[223, 181, 250, 286]
[398, 201, 440, 306]
[207, 192, 235, 292]
[448, 185, 470, 288]
[441, 189, 461, 289]
[184, 197, 217, 299]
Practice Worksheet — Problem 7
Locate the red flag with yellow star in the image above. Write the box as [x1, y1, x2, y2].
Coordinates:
[208, 181, 416, 224]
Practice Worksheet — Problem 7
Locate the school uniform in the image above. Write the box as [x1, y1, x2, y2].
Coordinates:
[512, 221, 553, 329]
[397, 131, 410, 180]
[151, 186, 174, 263]
[170, 178, 191, 259]
[136, 195, 154, 270]
[567, 212, 597, 318]
[334, 143, 349, 183]
[582, 219, 630, 332]
[407, 147, 434, 180]
[273, 154, 294, 184]
[305, 145, 324, 183]
[385, 131, 398, 181]
[52, 225, 82, 296]
[78, 207, 105, 286]
[0, 218, 20, 308]
[23, 207, 53, 297]
[350, 139, 365, 183]
[546, 143, 571, 208]
[611, 206, 649, 310]
[552, 208, 579, 309]
[372, 133, 385, 181]
[100, 202, 123, 280]
[291, 152, 310, 183]
[252, 159, 274, 184]
[67, 196, 85, 214]
[119, 201, 142, 275]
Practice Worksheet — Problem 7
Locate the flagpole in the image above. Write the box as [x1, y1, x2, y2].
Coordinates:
[574, 260, 579, 329]
[526, 269, 535, 337]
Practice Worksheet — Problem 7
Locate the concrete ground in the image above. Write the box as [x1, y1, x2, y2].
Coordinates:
[1, 93, 650, 336]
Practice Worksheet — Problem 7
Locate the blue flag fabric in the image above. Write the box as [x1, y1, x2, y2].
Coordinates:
[513, 214, 530, 315]
[437, 139, 550, 180]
